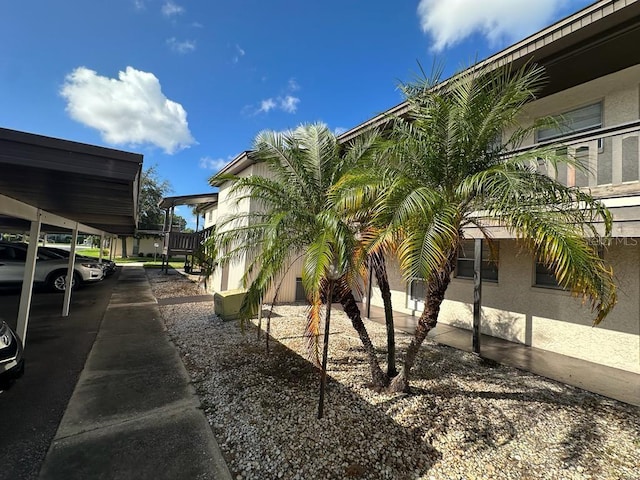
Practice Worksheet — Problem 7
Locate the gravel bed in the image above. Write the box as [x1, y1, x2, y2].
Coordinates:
[147, 269, 640, 480]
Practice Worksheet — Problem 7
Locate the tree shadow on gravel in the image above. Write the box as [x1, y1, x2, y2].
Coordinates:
[368, 340, 640, 464]
[201, 322, 442, 480]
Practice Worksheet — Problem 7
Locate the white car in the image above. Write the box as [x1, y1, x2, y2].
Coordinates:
[0, 242, 104, 292]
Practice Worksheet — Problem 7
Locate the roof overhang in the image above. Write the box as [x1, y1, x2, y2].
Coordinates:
[208, 151, 253, 187]
[158, 193, 219, 212]
[338, 0, 640, 143]
[0, 127, 143, 236]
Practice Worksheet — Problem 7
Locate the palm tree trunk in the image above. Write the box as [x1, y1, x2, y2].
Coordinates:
[340, 290, 388, 388]
[388, 253, 457, 393]
[370, 252, 397, 377]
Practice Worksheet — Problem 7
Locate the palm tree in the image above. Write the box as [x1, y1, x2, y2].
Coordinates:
[337, 63, 617, 393]
[209, 123, 388, 387]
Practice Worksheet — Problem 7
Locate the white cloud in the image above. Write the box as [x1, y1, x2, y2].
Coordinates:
[60, 66, 195, 154]
[199, 156, 232, 171]
[253, 79, 301, 115]
[133, 0, 145, 10]
[417, 0, 569, 51]
[258, 98, 277, 113]
[287, 78, 300, 91]
[167, 37, 196, 54]
[161, 1, 184, 17]
[280, 95, 299, 113]
[333, 127, 347, 136]
[233, 44, 245, 64]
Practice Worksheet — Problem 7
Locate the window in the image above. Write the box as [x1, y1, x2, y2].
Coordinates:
[0, 246, 16, 261]
[455, 239, 499, 282]
[534, 261, 561, 289]
[534, 247, 604, 289]
[409, 279, 426, 302]
[536, 102, 602, 143]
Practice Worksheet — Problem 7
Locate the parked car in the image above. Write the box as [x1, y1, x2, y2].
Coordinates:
[0, 320, 24, 388]
[38, 246, 117, 276]
[0, 242, 104, 292]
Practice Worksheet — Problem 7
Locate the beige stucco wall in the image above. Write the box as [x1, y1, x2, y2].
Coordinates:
[209, 163, 274, 293]
[367, 239, 640, 374]
[203, 205, 217, 229]
[511, 64, 640, 146]
[111, 235, 165, 258]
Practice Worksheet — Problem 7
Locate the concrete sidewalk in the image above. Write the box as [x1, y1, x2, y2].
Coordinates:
[38, 265, 232, 480]
[364, 304, 640, 407]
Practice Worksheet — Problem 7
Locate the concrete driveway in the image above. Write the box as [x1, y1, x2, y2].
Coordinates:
[0, 271, 119, 480]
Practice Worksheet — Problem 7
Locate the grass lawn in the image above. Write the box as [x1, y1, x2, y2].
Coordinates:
[77, 248, 186, 269]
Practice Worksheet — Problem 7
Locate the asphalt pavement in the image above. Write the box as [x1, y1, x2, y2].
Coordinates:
[1, 266, 232, 479]
[0, 273, 118, 480]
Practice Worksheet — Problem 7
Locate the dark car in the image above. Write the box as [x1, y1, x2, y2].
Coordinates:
[38, 246, 117, 276]
[0, 320, 24, 388]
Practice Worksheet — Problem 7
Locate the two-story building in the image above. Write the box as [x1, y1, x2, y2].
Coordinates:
[203, 0, 640, 374]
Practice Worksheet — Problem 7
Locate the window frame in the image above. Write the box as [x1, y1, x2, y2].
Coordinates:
[533, 247, 605, 290]
[535, 101, 603, 143]
[454, 239, 499, 283]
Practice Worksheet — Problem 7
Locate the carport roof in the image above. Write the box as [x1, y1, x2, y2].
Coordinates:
[0, 127, 143, 236]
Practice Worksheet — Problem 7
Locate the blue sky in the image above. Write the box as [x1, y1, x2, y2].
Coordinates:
[1, 0, 592, 227]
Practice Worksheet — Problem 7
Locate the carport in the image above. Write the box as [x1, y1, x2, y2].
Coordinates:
[0, 127, 142, 346]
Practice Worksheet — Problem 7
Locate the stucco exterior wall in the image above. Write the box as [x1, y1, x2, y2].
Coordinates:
[511, 64, 640, 146]
[203, 206, 217, 229]
[209, 163, 296, 293]
[366, 239, 640, 373]
[111, 235, 165, 258]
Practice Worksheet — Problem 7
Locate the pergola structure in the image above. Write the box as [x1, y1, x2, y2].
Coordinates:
[0, 127, 143, 346]
[158, 193, 218, 273]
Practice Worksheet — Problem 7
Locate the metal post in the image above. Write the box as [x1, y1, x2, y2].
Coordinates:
[16, 214, 42, 347]
[317, 279, 334, 419]
[62, 225, 79, 317]
[473, 238, 483, 355]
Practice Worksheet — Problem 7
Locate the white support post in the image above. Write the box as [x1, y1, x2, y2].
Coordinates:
[99, 234, 104, 264]
[62, 224, 79, 317]
[16, 212, 42, 347]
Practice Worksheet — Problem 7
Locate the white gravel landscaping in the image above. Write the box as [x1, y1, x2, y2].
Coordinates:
[148, 269, 640, 480]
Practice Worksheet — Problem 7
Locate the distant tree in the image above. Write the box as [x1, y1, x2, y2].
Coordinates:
[172, 215, 188, 232]
[138, 166, 171, 230]
[137, 166, 188, 231]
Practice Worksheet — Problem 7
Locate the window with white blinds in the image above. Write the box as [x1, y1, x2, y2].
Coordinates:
[536, 102, 602, 142]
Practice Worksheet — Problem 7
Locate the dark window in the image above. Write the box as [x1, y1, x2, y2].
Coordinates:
[409, 279, 427, 302]
[0, 246, 16, 261]
[0, 246, 27, 261]
[536, 102, 602, 142]
[455, 240, 498, 282]
[295, 277, 306, 302]
[534, 261, 561, 289]
[535, 247, 604, 289]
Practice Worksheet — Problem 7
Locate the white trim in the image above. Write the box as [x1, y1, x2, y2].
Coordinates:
[600, 195, 640, 207]
[16, 216, 42, 346]
[0, 193, 113, 236]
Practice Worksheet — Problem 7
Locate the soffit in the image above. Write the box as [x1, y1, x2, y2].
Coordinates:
[0, 127, 143, 235]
